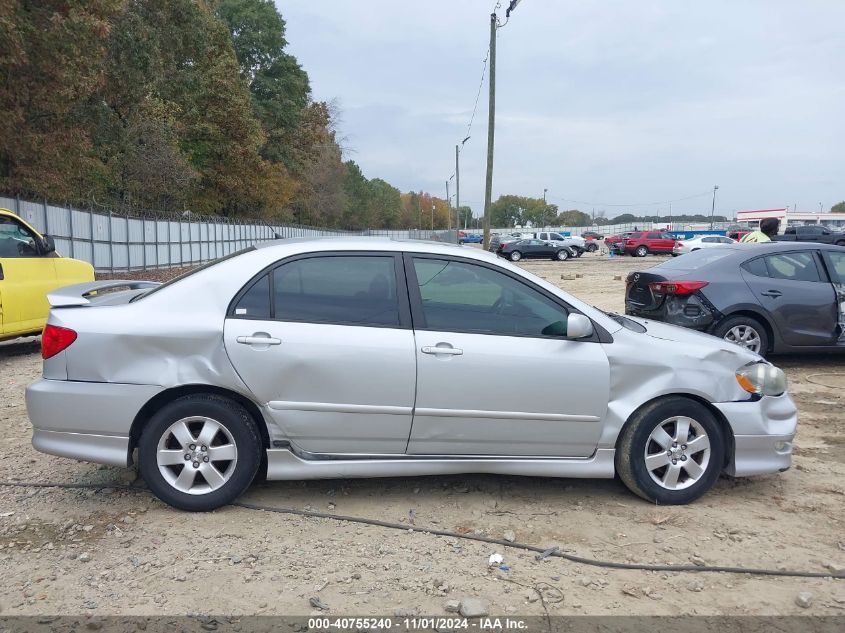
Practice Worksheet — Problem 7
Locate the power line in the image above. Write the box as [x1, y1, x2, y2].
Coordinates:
[547, 190, 714, 208]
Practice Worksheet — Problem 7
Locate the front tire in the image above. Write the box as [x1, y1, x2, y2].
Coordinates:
[713, 315, 769, 357]
[616, 396, 725, 505]
[139, 394, 262, 511]
[509, 251, 522, 262]
[635, 245, 649, 257]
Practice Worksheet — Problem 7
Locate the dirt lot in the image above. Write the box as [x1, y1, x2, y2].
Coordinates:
[1, 252, 843, 617]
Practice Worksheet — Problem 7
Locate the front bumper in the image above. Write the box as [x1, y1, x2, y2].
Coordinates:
[713, 393, 798, 477]
[25, 378, 162, 467]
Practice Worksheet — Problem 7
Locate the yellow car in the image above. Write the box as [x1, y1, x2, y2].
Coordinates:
[0, 208, 94, 341]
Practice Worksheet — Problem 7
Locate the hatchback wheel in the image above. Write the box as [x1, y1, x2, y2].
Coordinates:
[139, 394, 261, 511]
[713, 315, 768, 356]
[616, 396, 724, 505]
[587, 243, 598, 252]
[555, 249, 569, 261]
[635, 245, 648, 257]
[509, 251, 522, 262]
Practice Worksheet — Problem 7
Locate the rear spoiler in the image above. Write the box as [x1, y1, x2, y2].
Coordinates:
[47, 280, 161, 307]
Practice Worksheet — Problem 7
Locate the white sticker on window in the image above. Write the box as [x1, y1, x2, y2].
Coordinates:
[235, 308, 247, 315]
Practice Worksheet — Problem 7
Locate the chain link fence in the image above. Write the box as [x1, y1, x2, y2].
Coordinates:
[2, 196, 458, 272]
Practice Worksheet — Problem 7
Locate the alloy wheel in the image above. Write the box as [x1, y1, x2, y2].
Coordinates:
[724, 325, 762, 353]
[156, 416, 238, 495]
[644, 416, 711, 491]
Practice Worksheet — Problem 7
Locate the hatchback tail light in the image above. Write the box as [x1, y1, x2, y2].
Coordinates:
[41, 324, 77, 359]
[648, 280, 709, 296]
[675, 242, 684, 248]
[625, 239, 636, 246]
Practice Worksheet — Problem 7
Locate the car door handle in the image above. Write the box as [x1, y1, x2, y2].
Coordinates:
[761, 290, 783, 298]
[237, 335, 282, 346]
[421, 346, 463, 356]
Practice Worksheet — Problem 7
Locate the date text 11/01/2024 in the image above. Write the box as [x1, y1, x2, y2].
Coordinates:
[307, 617, 529, 630]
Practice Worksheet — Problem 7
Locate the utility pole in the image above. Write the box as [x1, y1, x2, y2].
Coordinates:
[446, 180, 451, 233]
[482, 11, 497, 250]
[455, 145, 461, 230]
[669, 202, 673, 230]
[709, 185, 719, 230]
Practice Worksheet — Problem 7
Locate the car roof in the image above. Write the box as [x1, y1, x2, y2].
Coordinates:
[254, 235, 500, 261]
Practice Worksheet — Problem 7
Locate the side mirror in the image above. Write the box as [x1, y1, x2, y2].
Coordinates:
[40, 235, 56, 254]
[566, 314, 594, 339]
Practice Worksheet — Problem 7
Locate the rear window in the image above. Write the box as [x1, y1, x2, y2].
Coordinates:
[132, 247, 256, 302]
[654, 248, 736, 271]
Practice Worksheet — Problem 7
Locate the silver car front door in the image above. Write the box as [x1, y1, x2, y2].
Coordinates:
[405, 255, 610, 457]
[223, 253, 416, 454]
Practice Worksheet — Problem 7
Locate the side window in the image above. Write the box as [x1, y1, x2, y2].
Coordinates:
[647, 232, 660, 239]
[273, 256, 400, 327]
[0, 216, 40, 258]
[232, 273, 271, 318]
[764, 253, 822, 283]
[661, 233, 675, 240]
[742, 257, 769, 278]
[412, 258, 571, 338]
[827, 252, 845, 283]
[701, 237, 716, 243]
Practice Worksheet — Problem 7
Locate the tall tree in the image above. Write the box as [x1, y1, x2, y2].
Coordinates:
[0, 0, 121, 202]
[214, 0, 310, 170]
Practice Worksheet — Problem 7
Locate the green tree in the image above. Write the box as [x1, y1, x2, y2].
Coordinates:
[831, 201, 845, 214]
[491, 195, 547, 227]
[214, 0, 310, 170]
[557, 209, 591, 226]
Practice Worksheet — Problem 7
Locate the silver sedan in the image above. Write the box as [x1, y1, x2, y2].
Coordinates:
[26, 238, 796, 511]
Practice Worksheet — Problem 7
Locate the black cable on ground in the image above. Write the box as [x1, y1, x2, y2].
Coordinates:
[1, 480, 841, 580]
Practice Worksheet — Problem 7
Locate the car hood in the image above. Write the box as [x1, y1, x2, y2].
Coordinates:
[626, 315, 763, 364]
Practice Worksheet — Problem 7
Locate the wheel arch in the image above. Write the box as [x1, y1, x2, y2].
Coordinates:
[615, 393, 735, 470]
[129, 384, 271, 460]
[716, 309, 777, 354]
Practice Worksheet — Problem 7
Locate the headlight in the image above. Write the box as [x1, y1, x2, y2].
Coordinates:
[736, 362, 787, 396]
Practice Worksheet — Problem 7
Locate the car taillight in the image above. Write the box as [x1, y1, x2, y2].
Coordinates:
[41, 324, 77, 359]
[648, 281, 709, 295]
[625, 239, 635, 245]
[675, 242, 684, 248]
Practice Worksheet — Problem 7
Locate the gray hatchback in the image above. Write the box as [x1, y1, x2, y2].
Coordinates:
[625, 242, 845, 356]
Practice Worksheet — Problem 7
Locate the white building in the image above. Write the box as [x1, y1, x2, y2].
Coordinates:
[736, 208, 845, 230]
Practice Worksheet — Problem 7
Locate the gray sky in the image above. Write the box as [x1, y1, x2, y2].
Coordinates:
[278, 1, 844, 219]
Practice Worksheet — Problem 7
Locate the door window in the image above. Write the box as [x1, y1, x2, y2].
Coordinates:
[274, 256, 399, 327]
[411, 258, 570, 337]
[763, 252, 822, 282]
[232, 273, 271, 318]
[647, 232, 660, 239]
[252, 256, 401, 327]
[827, 252, 845, 283]
[742, 257, 769, 278]
[0, 216, 40, 258]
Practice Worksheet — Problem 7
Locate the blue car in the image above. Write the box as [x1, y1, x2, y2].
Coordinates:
[459, 233, 483, 244]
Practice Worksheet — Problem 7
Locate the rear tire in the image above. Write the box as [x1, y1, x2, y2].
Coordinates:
[555, 249, 569, 261]
[587, 243, 598, 252]
[635, 245, 649, 257]
[139, 395, 261, 511]
[616, 396, 725, 505]
[713, 315, 769, 357]
[509, 251, 522, 262]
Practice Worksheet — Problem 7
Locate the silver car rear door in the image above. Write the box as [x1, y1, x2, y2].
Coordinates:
[404, 253, 610, 457]
[223, 252, 417, 454]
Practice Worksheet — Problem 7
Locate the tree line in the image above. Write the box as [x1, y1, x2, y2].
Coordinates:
[0, 0, 460, 229]
[488, 195, 729, 228]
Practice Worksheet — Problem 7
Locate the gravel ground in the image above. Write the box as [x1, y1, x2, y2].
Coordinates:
[1, 251, 843, 616]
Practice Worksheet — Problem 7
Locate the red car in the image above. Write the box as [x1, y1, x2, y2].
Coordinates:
[622, 231, 677, 257]
[605, 232, 634, 250]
